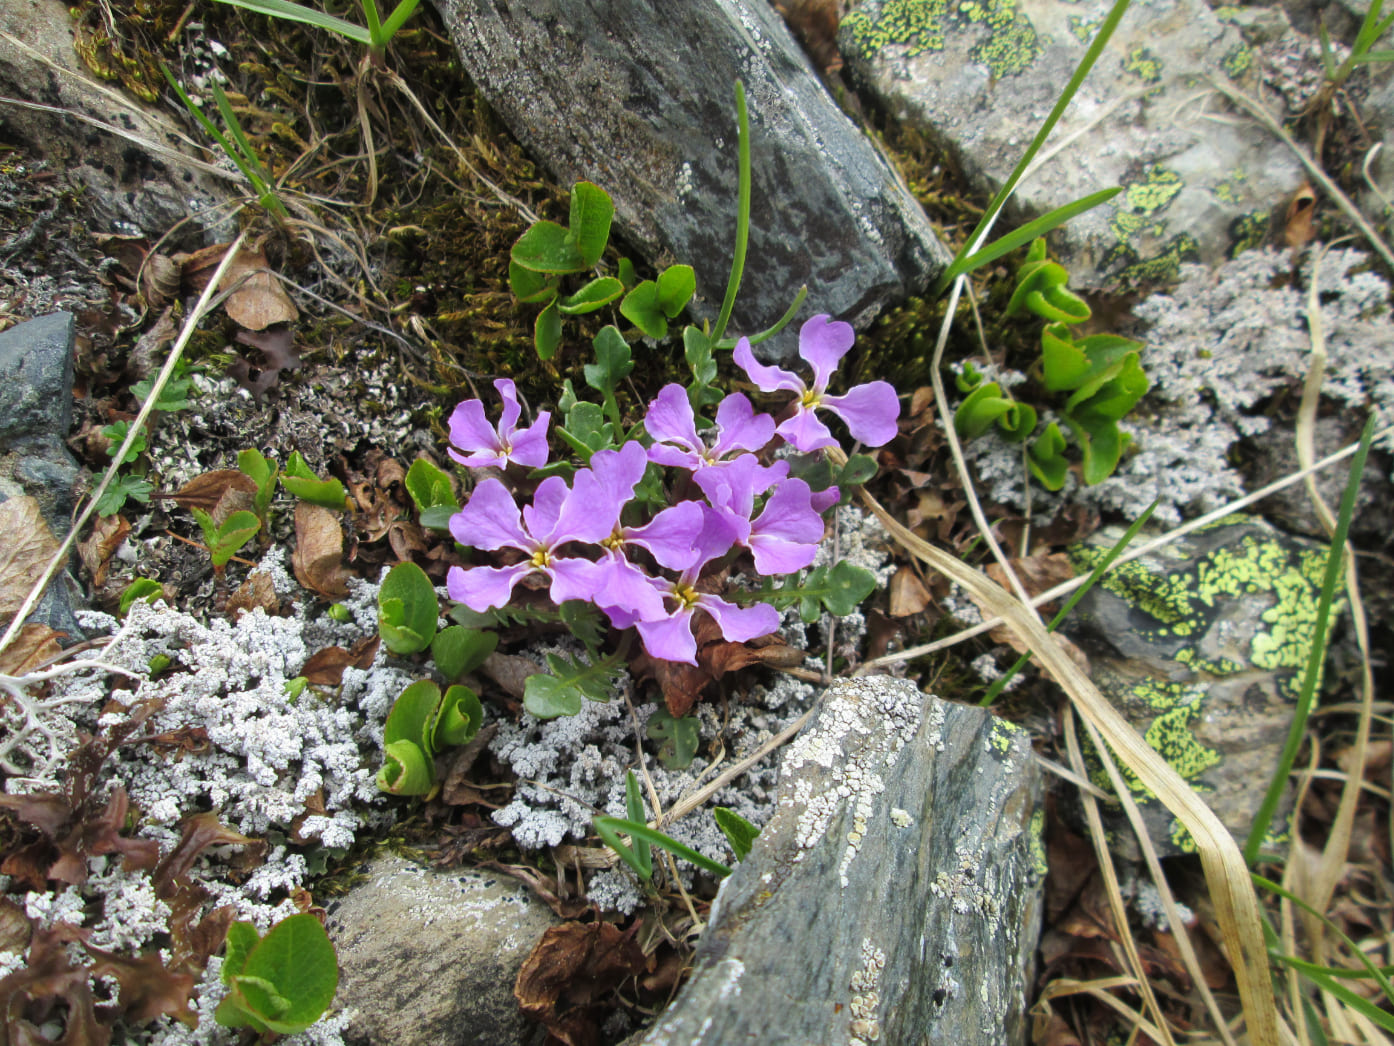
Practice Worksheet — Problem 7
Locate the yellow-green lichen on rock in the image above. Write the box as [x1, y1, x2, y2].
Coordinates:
[1062, 515, 1338, 858]
[841, 0, 1041, 76]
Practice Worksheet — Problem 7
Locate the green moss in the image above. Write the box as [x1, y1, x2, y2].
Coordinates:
[1222, 43, 1255, 79]
[1122, 46, 1163, 84]
[842, 0, 949, 58]
[1115, 233, 1201, 285]
[843, 0, 1041, 76]
[1068, 14, 1101, 41]
[1229, 210, 1271, 256]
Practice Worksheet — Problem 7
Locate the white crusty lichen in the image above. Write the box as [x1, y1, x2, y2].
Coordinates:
[848, 937, 887, 1046]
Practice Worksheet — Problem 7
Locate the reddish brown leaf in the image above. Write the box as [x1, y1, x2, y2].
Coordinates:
[481, 651, 543, 701]
[235, 326, 302, 375]
[152, 812, 259, 901]
[0, 896, 33, 955]
[84, 945, 197, 1026]
[170, 470, 258, 522]
[299, 635, 380, 686]
[777, 0, 843, 71]
[78, 515, 130, 589]
[221, 247, 298, 330]
[292, 503, 352, 599]
[888, 566, 932, 617]
[226, 571, 279, 619]
[515, 921, 645, 1046]
[0, 624, 64, 676]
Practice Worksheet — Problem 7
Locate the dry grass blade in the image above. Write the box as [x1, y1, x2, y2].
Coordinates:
[832, 447, 1284, 1044]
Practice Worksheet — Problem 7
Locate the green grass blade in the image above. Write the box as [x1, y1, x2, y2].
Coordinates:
[716, 285, 807, 349]
[931, 0, 1135, 296]
[210, 84, 271, 186]
[710, 80, 750, 347]
[207, 0, 372, 44]
[379, 0, 423, 41]
[980, 499, 1156, 706]
[940, 188, 1121, 286]
[1244, 415, 1375, 864]
[594, 817, 732, 878]
[361, 0, 384, 46]
[623, 771, 652, 879]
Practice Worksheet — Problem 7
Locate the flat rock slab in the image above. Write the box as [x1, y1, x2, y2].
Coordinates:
[1063, 515, 1330, 858]
[840, 0, 1305, 287]
[434, 0, 950, 345]
[326, 855, 559, 1046]
[637, 676, 1045, 1046]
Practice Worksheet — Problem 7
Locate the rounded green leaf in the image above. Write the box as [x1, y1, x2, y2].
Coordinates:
[511, 220, 586, 274]
[996, 401, 1037, 443]
[430, 625, 498, 681]
[1028, 422, 1070, 491]
[378, 562, 439, 655]
[656, 264, 696, 318]
[559, 276, 624, 315]
[569, 182, 614, 268]
[954, 382, 1015, 439]
[509, 260, 558, 304]
[234, 912, 339, 1034]
[646, 709, 699, 770]
[713, 807, 760, 861]
[523, 674, 583, 718]
[431, 684, 483, 749]
[535, 299, 562, 361]
[383, 679, 442, 749]
[376, 738, 436, 795]
[404, 458, 458, 514]
[619, 281, 667, 339]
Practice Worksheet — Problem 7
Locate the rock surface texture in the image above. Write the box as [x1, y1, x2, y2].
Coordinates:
[326, 855, 559, 1046]
[432, 0, 950, 347]
[635, 676, 1046, 1046]
[1062, 515, 1330, 858]
[839, 0, 1305, 286]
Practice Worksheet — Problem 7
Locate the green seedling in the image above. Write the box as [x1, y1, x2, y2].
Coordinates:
[102, 421, 147, 465]
[190, 509, 262, 574]
[208, 0, 422, 53]
[132, 357, 198, 412]
[237, 448, 280, 529]
[118, 577, 166, 616]
[95, 474, 155, 519]
[147, 653, 173, 678]
[326, 603, 352, 623]
[761, 561, 879, 625]
[215, 914, 338, 1036]
[1319, 0, 1394, 88]
[280, 451, 349, 510]
[595, 774, 749, 881]
[377, 561, 438, 656]
[283, 676, 309, 703]
[404, 457, 459, 531]
[1004, 238, 1092, 323]
[160, 65, 288, 219]
[618, 264, 696, 340]
[584, 326, 634, 431]
[376, 678, 484, 795]
[523, 649, 622, 719]
[430, 625, 497, 683]
[713, 807, 760, 861]
[646, 709, 700, 770]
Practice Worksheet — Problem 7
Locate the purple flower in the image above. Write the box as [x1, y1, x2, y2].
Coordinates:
[733, 314, 900, 452]
[447, 378, 551, 470]
[570, 442, 707, 620]
[446, 476, 604, 611]
[694, 455, 828, 575]
[644, 384, 774, 472]
[610, 516, 780, 666]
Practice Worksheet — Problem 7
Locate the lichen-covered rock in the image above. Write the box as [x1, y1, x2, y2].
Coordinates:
[327, 856, 559, 1046]
[1062, 515, 1335, 858]
[839, 0, 1304, 287]
[432, 0, 950, 348]
[637, 677, 1045, 1046]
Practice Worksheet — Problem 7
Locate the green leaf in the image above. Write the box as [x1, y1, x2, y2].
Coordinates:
[683, 324, 717, 391]
[430, 625, 497, 681]
[568, 182, 614, 268]
[534, 299, 562, 361]
[1065, 347, 1148, 419]
[836, 454, 878, 488]
[617, 257, 637, 288]
[623, 770, 652, 879]
[376, 738, 435, 795]
[280, 452, 348, 510]
[206, 0, 373, 43]
[238, 448, 279, 523]
[797, 561, 878, 621]
[221, 922, 260, 983]
[997, 400, 1037, 443]
[404, 458, 458, 514]
[713, 807, 760, 861]
[583, 326, 633, 400]
[209, 510, 262, 569]
[523, 651, 619, 718]
[656, 264, 696, 318]
[556, 401, 616, 459]
[430, 684, 483, 749]
[1028, 422, 1069, 490]
[620, 281, 667, 339]
[558, 600, 607, 650]
[1005, 244, 1091, 324]
[383, 679, 442, 751]
[955, 360, 984, 394]
[419, 505, 457, 531]
[377, 562, 439, 655]
[522, 674, 582, 718]
[646, 709, 700, 770]
[1063, 414, 1128, 486]
[233, 912, 338, 1034]
[118, 577, 164, 616]
[593, 816, 732, 878]
[509, 261, 558, 304]
[1040, 324, 1092, 391]
[954, 382, 1016, 439]
[102, 421, 147, 464]
[510, 220, 586, 274]
[559, 276, 624, 315]
[1060, 333, 1146, 410]
[95, 474, 154, 518]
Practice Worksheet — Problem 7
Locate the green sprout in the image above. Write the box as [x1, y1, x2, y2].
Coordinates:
[207, 0, 423, 54]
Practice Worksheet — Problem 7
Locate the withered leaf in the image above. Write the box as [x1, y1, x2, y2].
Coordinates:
[292, 502, 351, 599]
[482, 651, 543, 701]
[888, 565, 932, 617]
[171, 470, 258, 522]
[515, 921, 645, 1046]
[0, 624, 63, 676]
[221, 247, 298, 330]
[153, 812, 259, 900]
[299, 635, 380, 686]
[84, 945, 197, 1026]
[127, 305, 178, 380]
[226, 571, 279, 619]
[0, 896, 32, 955]
[1285, 182, 1316, 250]
[78, 514, 130, 589]
[0, 497, 61, 621]
[235, 325, 302, 375]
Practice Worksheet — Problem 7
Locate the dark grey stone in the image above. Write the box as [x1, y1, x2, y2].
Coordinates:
[0, 312, 75, 451]
[432, 0, 950, 351]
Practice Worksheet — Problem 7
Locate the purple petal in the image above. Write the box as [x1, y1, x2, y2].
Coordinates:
[590, 553, 669, 619]
[623, 501, 706, 571]
[694, 454, 786, 520]
[543, 556, 604, 605]
[636, 611, 698, 665]
[557, 455, 633, 546]
[523, 476, 571, 544]
[446, 562, 531, 611]
[448, 399, 503, 459]
[507, 412, 552, 468]
[493, 378, 524, 437]
[451, 479, 529, 551]
[583, 442, 648, 509]
[710, 393, 776, 459]
[797, 314, 855, 393]
[733, 338, 804, 395]
[647, 444, 703, 471]
[748, 480, 825, 575]
[811, 486, 841, 512]
[821, 382, 901, 448]
[775, 409, 838, 453]
[644, 384, 702, 452]
[694, 594, 780, 643]
[682, 508, 741, 580]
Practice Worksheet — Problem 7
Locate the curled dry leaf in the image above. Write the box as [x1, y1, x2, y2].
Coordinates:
[171, 470, 258, 523]
[84, 945, 197, 1026]
[126, 304, 178, 379]
[292, 502, 352, 599]
[226, 571, 279, 619]
[221, 246, 298, 330]
[78, 514, 131, 588]
[888, 565, 932, 617]
[0, 496, 61, 622]
[299, 635, 380, 686]
[1285, 182, 1317, 250]
[515, 921, 646, 1046]
[0, 623, 63, 675]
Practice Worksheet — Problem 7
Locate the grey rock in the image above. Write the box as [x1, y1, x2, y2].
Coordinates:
[432, 0, 951, 348]
[840, 0, 1306, 287]
[1061, 516, 1330, 859]
[327, 855, 557, 1046]
[636, 677, 1045, 1046]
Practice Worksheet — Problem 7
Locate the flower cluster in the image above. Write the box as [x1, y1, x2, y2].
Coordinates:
[443, 315, 899, 665]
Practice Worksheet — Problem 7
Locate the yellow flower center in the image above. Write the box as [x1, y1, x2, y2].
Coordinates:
[800, 389, 822, 410]
[672, 582, 700, 610]
[529, 548, 552, 569]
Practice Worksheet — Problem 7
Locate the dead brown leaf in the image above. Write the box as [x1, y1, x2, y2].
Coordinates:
[170, 470, 258, 523]
[1285, 182, 1317, 250]
[985, 552, 1075, 601]
[0, 497, 61, 621]
[84, 945, 197, 1026]
[482, 651, 543, 701]
[0, 624, 63, 675]
[226, 571, 279, 619]
[78, 515, 130, 589]
[126, 304, 178, 377]
[0, 785, 160, 888]
[777, 0, 842, 71]
[888, 565, 932, 617]
[299, 635, 380, 686]
[515, 921, 645, 1046]
[0, 897, 32, 955]
[292, 503, 351, 599]
[221, 247, 298, 330]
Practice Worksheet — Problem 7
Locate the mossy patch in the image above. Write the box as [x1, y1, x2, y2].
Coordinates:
[843, 0, 1042, 77]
